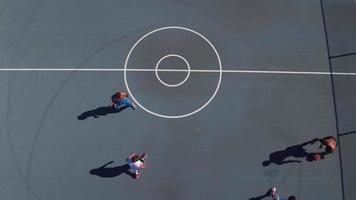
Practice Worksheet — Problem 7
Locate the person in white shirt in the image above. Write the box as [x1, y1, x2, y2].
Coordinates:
[126, 153, 147, 179]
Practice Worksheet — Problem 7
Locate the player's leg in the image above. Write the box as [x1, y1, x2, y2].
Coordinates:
[134, 170, 140, 179]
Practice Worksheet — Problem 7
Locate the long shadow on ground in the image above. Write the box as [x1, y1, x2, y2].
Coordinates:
[249, 188, 272, 200]
[262, 138, 327, 166]
[89, 161, 135, 179]
[77, 106, 127, 120]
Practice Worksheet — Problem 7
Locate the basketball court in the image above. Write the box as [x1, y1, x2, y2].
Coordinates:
[0, 0, 355, 199]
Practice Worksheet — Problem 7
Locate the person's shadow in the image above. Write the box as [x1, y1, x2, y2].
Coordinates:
[89, 161, 135, 179]
[248, 188, 272, 200]
[262, 138, 326, 166]
[77, 106, 127, 120]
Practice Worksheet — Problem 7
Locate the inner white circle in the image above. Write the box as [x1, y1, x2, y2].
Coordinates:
[155, 54, 191, 87]
[124, 26, 223, 119]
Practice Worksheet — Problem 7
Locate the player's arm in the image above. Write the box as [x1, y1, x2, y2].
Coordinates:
[140, 162, 146, 169]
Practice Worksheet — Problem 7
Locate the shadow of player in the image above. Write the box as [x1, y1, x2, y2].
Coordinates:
[89, 161, 135, 179]
[248, 188, 272, 200]
[262, 138, 326, 166]
[77, 106, 128, 120]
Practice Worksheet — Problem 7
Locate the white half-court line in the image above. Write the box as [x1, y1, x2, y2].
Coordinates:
[0, 68, 356, 76]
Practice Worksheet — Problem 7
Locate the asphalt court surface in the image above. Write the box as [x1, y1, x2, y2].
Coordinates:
[0, 0, 355, 200]
[124, 27, 221, 117]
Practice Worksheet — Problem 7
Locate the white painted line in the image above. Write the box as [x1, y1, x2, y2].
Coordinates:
[123, 26, 223, 119]
[154, 54, 191, 87]
[0, 68, 356, 76]
[0, 68, 120, 71]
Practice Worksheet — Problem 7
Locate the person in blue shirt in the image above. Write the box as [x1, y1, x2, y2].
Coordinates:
[111, 91, 136, 110]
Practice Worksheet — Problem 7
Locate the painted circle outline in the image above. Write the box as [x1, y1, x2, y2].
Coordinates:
[155, 54, 191, 87]
[124, 26, 223, 119]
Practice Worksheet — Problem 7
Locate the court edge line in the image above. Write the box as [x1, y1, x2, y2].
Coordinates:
[320, 0, 345, 200]
[338, 130, 356, 137]
[1, 68, 356, 76]
[330, 52, 356, 59]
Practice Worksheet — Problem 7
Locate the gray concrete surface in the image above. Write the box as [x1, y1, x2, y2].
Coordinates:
[0, 0, 355, 199]
[340, 134, 356, 200]
[323, 0, 356, 56]
[332, 55, 356, 134]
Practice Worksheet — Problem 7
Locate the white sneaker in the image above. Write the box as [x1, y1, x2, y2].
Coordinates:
[132, 103, 137, 110]
[271, 187, 277, 198]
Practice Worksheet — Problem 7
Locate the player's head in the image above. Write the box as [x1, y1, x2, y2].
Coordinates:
[329, 136, 337, 141]
[288, 195, 296, 200]
[131, 154, 140, 162]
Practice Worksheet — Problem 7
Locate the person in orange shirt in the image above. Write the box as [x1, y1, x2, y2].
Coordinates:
[312, 136, 337, 154]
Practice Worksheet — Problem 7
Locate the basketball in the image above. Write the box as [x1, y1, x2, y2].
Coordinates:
[313, 153, 322, 161]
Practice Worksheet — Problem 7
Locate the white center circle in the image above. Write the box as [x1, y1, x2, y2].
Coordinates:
[155, 54, 191, 87]
[124, 26, 223, 119]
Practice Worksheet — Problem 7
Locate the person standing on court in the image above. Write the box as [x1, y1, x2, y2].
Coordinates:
[311, 136, 337, 154]
[126, 153, 147, 179]
[111, 91, 136, 110]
